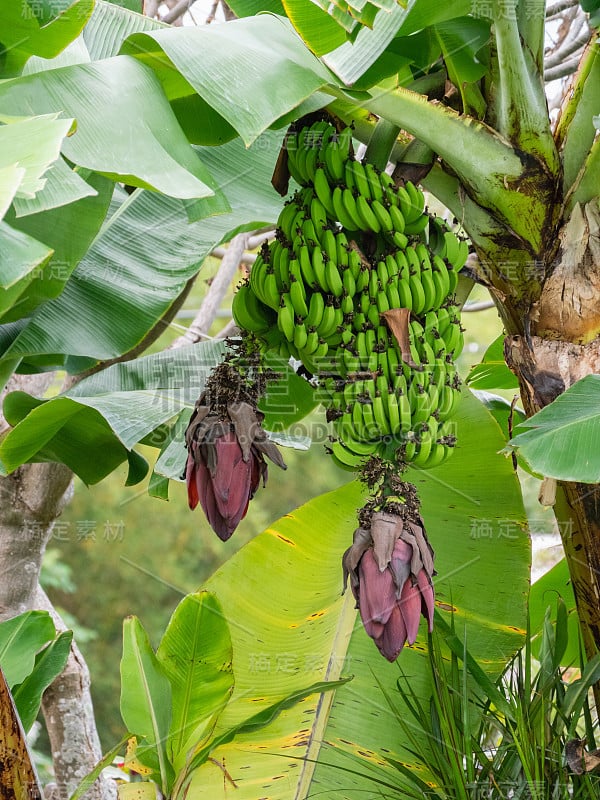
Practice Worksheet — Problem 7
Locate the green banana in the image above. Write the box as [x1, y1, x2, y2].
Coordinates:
[232, 283, 273, 333]
[293, 320, 308, 350]
[364, 163, 384, 201]
[289, 275, 308, 318]
[404, 181, 425, 222]
[311, 247, 328, 291]
[317, 299, 338, 339]
[342, 188, 364, 230]
[355, 194, 381, 233]
[325, 258, 344, 297]
[277, 293, 296, 341]
[323, 137, 345, 183]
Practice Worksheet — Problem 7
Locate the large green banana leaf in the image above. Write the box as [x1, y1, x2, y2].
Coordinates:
[506, 375, 600, 482]
[0, 341, 225, 483]
[0, 57, 214, 200]
[0, 0, 94, 77]
[191, 390, 529, 798]
[0, 114, 75, 204]
[4, 173, 114, 325]
[0, 339, 311, 485]
[0, 129, 284, 364]
[120, 16, 334, 146]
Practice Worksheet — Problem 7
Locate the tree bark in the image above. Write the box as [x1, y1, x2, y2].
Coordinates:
[0, 375, 116, 799]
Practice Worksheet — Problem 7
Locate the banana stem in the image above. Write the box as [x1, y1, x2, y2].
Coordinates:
[566, 135, 600, 214]
[357, 87, 553, 250]
[364, 118, 401, 171]
[491, 1, 559, 172]
[517, 0, 546, 74]
[555, 35, 600, 194]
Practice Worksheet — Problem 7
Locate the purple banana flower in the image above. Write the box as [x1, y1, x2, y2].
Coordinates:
[343, 511, 435, 661]
[185, 397, 286, 541]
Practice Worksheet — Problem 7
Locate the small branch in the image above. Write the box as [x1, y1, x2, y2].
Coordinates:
[544, 25, 591, 69]
[247, 227, 275, 251]
[143, 0, 159, 17]
[212, 246, 256, 265]
[205, 0, 219, 23]
[462, 300, 495, 312]
[170, 232, 249, 349]
[221, 0, 237, 20]
[161, 0, 193, 25]
[546, 0, 578, 17]
[216, 319, 239, 340]
[545, 56, 584, 81]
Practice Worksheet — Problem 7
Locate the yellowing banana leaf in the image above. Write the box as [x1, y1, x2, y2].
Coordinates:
[195, 389, 528, 797]
[118, 784, 157, 800]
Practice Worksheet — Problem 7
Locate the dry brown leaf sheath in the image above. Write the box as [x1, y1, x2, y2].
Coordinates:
[382, 308, 418, 367]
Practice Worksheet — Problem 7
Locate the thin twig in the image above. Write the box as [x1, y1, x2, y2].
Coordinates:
[545, 0, 578, 18]
[216, 319, 239, 340]
[63, 275, 198, 386]
[211, 245, 257, 265]
[143, 0, 159, 17]
[544, 23, 590, 69]
[462, 300, 495, 312]
[247, 226, 276, 250]
[205, 0, 219, 23]
[545, 56, 583, 81]
[161, 0, 194, 24]
[170, 232, 249, 349]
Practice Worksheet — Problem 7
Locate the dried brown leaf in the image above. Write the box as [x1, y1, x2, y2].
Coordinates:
[381, 308, 417, 367]
[0, 665, 42, 798]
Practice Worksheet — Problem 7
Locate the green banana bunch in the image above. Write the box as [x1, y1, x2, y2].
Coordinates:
[232, 115, 469, 473]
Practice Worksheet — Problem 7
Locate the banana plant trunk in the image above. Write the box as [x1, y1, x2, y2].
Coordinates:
[494, 201, 600, 671]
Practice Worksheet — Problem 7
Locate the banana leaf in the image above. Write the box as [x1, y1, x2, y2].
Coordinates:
[193, 389, 529, 797]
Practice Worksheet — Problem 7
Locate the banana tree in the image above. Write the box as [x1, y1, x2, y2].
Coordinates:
[0, 0, 597, 792]
[188, 0, 600, 662]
